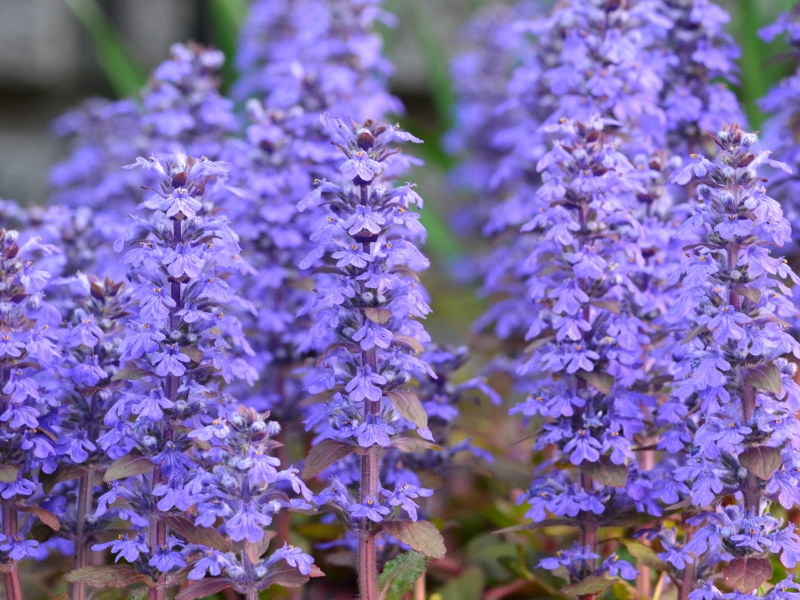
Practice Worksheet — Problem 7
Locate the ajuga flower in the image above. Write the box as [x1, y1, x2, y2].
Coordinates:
[0, 231, 63, 600]
[91, 154, 254, 599]
[300, 114, 442, 600]
[185, 407, 320, 599]
[234, 0, 401, 121]
[661, 124, 800, 598]
[511, 116, 666, 588]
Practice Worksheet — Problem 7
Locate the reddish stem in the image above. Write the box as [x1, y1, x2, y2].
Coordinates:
[2, 501, 22, 600]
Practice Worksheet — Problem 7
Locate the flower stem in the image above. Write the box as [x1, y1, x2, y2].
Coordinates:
[578, 472, 597, 600]
[71, 467, 95, 600]
[359, 344, 380, 600]
[2, 501, 22, 600]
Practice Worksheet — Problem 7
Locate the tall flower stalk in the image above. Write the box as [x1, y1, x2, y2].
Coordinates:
[0, 232, 63, 600]
[53, 275, 131, 600]
[660, 124, 800, 599]
[510, 116, 662, 598]
[300, 114, 445, 600]
[85, 155, 254, 600]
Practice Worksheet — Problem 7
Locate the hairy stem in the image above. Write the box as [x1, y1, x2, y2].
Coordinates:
[741, 384, 761, 510]
[578, 473, 597, 600]
[677, 528, 696, 600]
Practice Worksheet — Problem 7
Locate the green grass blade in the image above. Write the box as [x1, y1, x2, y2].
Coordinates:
[64, 0, 146, 98]
[207, 0, 250, 92]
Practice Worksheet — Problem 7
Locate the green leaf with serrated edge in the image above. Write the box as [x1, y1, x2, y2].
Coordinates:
[576, 370, 614, 395]
[590, 299, 621, 314]
[0, 465, 19, 483]
[579, 456, 629, 488]
[738, 445, 782, 480]
[302, 438, 356, 480]
[377, 552, 428, 600]
[381, 520, 445, 559]
[104, 454, 153, 482]
[390, 438, 441, 453]
[110, 366, 153, 382]
[387, 391, 428, 429]
[744, 364, 782, 395]
[562, 576, 620, 597]
[722, 557, 772, 592]
[163, 515, 233, 553]
[393, 334, 425, 354]
[174, 578, 234, 600]
[63, 565, 154, 588]
[41, 464, 89, 494]
[363, 307, 392, 325]
[618, 539, 668, 571]
[732, 286, 762, 303]
[16, 504, 60, 531]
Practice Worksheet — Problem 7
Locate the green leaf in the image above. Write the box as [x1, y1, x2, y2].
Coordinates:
[562, 576, 620, 597]
[111, 366, 153, 382]
[63, 565, 154, 589]
[381, 520, 446, 559]
[390, 438, 441, 453]
[302, 438, 356, 480]
[618, 539, 668, 571]
[104, 454, 153, 482]
[744, 364, 782, 395]
[207, 0, 249, 93]
[738, 446, 782, 481]
[174, 578, 234, 600]
[377, 552, 428, 600]
[162, 515, 233, 553]
[387, 391, 428, 429]
[0, 465, 19, 483]
[63, 0, 146, 97]
[578, 456, 629, 488]
[363, 307, 393, 325]
[576, 370, 614, 395]
[437, 567, 485, 600]
[722, 557, 772, 592]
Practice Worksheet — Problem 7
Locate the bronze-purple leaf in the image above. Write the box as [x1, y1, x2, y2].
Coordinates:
[104, 453, 153, 482]
[174, 578, 234, 600]
[302, 438, 356, 480]
[738, 446, 782, 480]
[722, 557, 772, 592]
[63, 565, 154, 588]
[578, 456, 628, 488]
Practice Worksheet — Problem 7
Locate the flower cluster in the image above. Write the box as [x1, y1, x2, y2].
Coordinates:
[233, 0, 401, 122]
[657, 0, 745, 156]
[511, 116, 659, 586]
[0, 231, 63, 580]
[659, 124, 800, 598]
[299, 114, 442, 597]
[90, 155, 256, 594]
